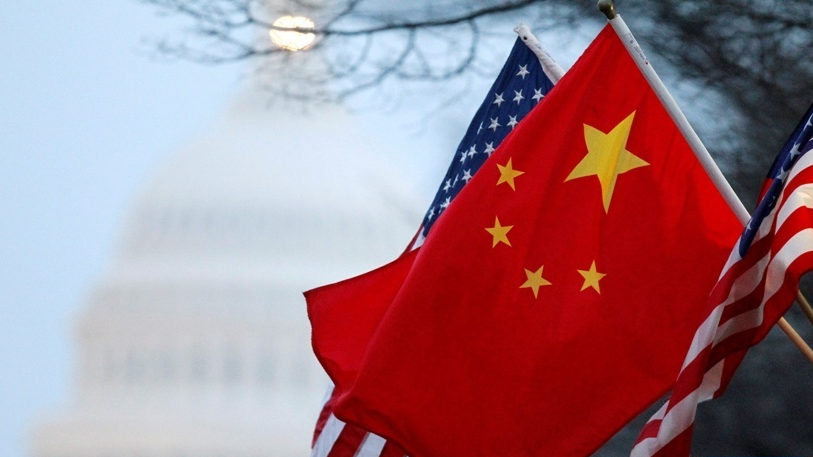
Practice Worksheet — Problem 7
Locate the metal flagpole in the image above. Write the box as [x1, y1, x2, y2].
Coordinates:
[596, 0, 813, 364]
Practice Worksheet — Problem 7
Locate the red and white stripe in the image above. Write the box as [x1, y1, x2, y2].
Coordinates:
[311, 384, 407, 457]
[631, 150, 813, 456]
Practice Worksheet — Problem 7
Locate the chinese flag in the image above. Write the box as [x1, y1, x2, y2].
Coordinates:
[308, 25, 742, 456]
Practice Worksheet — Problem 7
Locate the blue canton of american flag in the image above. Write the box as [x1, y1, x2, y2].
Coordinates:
[418, 38, 555, 241]
[739, 103, 813, 256]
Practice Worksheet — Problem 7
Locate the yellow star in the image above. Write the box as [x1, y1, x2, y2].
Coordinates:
[520, 266, 552, 298]
[565, 111, 649, 212]
[496, 158, 525, 190]
[577, 261, 606, 294]
[485, 217, 513, 248]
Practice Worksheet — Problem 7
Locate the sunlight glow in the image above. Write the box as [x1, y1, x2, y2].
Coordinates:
[269, 16, 316, 52]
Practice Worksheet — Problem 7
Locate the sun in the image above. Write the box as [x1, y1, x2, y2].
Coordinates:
[269, 15, 316, 52]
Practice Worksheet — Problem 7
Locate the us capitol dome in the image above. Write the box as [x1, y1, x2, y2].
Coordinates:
[28, 29, 423, 457]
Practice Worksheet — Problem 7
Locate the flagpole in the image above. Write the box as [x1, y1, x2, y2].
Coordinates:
[796, 292, 813, 328]
[597, 0, 813, 365]
[514, 24, 565, 83]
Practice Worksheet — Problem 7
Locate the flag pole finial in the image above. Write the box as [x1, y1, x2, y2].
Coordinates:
[598, 0, 616, 19]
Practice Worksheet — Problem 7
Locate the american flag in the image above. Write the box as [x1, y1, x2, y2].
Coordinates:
[412, 30, 559, 248]
[310, 30, 562, 457]
[631, 104, 813, 457]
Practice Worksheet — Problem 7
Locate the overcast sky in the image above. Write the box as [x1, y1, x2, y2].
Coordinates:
[0, 2, 465, 457]
[0, 3, 245, 456]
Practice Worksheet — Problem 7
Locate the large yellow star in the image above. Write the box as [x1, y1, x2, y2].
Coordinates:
[520, 266, 552, 298]
[485, 217, 513, 247]
[496, 158, 525, 190]
[577, 261, 606, 294]
[565, 111, 649, 212]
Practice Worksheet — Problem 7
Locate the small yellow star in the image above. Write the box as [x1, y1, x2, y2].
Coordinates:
[496, 158, 525, 190]
[565, 111, 649, 212]
[485, 217, 513, 248]
[520, 266, 552, 298]
[577, 261, 606, 294]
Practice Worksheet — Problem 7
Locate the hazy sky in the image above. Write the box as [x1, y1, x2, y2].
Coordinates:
[0, 2, 248, 456]
[0, 2, 467, 457]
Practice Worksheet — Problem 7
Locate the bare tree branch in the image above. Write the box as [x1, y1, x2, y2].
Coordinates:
[139, 0, 813, 203]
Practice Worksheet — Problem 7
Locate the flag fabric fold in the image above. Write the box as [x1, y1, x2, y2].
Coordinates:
[631, 104, 813, 457]
[309, 33, 557, 457]
[310, 23, 745, 457]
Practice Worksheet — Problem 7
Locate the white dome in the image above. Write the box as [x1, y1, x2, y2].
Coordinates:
[31, 87, 425, 457]
[109, 91, 423, 292]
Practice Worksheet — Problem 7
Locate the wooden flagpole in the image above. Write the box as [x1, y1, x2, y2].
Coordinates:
[796, 291, 813, 328]
[597, 0, 813, 365]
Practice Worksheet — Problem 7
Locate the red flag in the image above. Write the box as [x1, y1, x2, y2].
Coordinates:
[308, 25, 743, 456]
[309, 32, 559, 457]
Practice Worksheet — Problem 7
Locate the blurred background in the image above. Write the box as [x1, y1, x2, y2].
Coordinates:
[2, 1, 812, 456]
